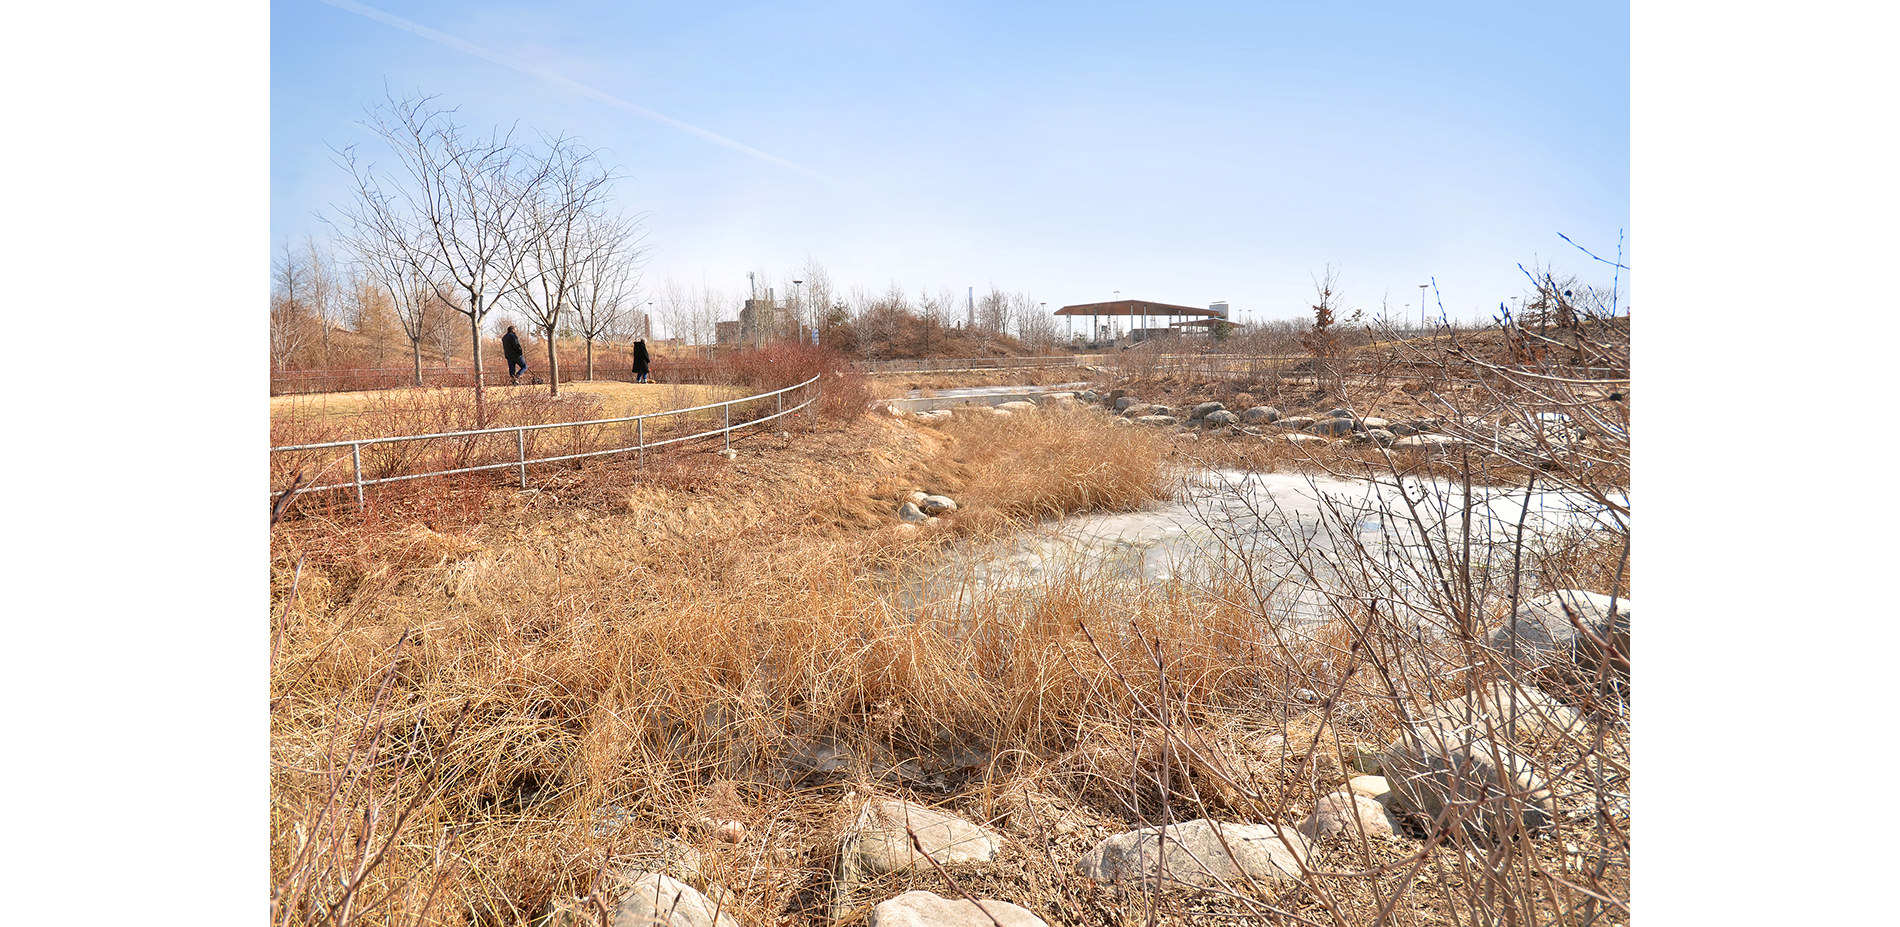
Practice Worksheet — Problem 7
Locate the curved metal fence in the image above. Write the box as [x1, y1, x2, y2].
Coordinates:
[270, 375, 821, 508]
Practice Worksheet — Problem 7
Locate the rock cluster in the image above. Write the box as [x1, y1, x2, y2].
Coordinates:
[1087, 391, 1452, 447]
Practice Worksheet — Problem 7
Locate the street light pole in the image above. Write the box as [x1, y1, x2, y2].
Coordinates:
[792, 279, 805, 342]
[1417, 284, 1429, 329]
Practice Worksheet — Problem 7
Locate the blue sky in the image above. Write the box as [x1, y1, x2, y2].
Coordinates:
[272, 0, 1630, 329]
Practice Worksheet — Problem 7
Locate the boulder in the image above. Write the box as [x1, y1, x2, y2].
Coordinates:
[1347, 775, 1392, 801]
[1393, 433, 1464, 451]
[1242, 406, 1281, 424]
[996, 400, 1037, 414]
[1113, 395, 1140, 412]
[1110, 417, 1133, 427]
[1421, 683, 1586, 743]
[1388, 422, 1419, 436]
[609, 873, 740, 927]
[1359, 416, 1391, 430]
[869, 891, 1048, 927]
[1279, 433, 1329, 446]
[1275, 416, 1317, 430]
[1326, 408, 1353, 418]
[1136, 415, 1178, 427]
[1119, 403, 1154, 418]
[1298, 790, 1402, 840]
[897, 502, 929, 524]
[841, 799, 1003, 880]
[1307, 418, 1356, 436]
[1075, 819, 1308, 888]
[1190, 401, 1226, 420]
[1203, 410, 1238, 426]
[1377, 722, 1556, 841]
[1044, 392, 1077, 404]
[1078, 389, 1100, 403]
[920, 494, 958, 516]
[1352, 428, 1396, 447]
[1484, 590, 1631, 694]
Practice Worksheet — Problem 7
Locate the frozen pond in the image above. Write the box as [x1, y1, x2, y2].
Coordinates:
[908, 469, 1628, 630]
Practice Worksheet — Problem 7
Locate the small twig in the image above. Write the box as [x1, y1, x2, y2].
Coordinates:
[904, 825, 1007, 927]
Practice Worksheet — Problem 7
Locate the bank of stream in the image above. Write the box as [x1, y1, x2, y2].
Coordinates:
[905, 467, 1628, 632]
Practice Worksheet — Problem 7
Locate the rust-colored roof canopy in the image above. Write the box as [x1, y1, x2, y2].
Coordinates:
[1054, 300, 1218, 317]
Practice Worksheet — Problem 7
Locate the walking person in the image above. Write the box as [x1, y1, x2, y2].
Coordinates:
[631, 339, 652, 383]
[502, 325, 527, 383]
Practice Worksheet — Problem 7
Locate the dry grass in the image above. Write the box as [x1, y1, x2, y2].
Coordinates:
[272, 382, 745, 438]
[272, 354, 1628, 926]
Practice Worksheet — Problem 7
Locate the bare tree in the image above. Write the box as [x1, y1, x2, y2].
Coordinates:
[302, 235, 342, 366]
[571, 213, 646, 379]
[270, 240, 316, 371]
[341, 218, 443, 386]
[655, 277, 692, 348]
[500, 135, 620, 395]
[334, 91, 542, 425]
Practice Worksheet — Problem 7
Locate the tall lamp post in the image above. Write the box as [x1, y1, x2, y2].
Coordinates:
[1417, 284, 1429, 329]
[792, 279, 805, 343]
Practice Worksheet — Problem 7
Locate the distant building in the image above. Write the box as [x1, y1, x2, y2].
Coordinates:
[717, 298, 791, 348]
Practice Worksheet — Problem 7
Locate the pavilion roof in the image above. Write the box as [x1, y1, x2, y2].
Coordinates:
[1053, 300, 1218, 317]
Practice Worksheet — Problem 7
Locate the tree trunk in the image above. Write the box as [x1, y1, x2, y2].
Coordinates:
[469, 296, 486, 427]
[411, 339, 423, 388]
[545, 329, 561, 396]
[585, 339, 594, 380]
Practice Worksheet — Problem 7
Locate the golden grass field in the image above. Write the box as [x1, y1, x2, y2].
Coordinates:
[272, 381, 747, 437]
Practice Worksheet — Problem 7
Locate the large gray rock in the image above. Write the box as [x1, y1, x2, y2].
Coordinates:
[1203, 410, 1238, 426]
[1278, 433, 1329, 446]
[1275, 416, 1317, 430]
[897, 502, 929, 524]
[1074, 818, 1308, 888]
[869, 891, 1048, 927]
[1378, 722, 1556, 842]
[1393, 433, 1463, 450]
[1307, 417, 1357, 436]
[841, 799, 1002, 880]
[1241, 406, 1281, 424]
[1113, 396, 1140, 412]
[1135, 415, 1178, 427]
[1298, 789, 1402, 840]
[1352, 428, 1396, 447]
[920, 494, 958, 515]
[611, 873, 741, 927]
[1484, 590, 1631, 693]
[1190, 401, 1226, 420]
[1421, 683, 1586, 744]
[1358, 416, 1392, 430]
[1119, 402, 1154, 418]
[1326, 408, 1354, 418]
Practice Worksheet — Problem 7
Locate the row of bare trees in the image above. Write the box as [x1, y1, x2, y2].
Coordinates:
[327, 91, 646, 424]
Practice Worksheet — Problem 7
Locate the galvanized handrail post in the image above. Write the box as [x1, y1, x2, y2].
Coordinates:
[517, 428, 528, 488]
[351, 442, 366, 510]
[724, 402, 731, 451]
[637, 417, 644, 467]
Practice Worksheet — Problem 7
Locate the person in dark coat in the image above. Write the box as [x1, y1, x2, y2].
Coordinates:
[502, 325, 527, 382]
[631, 339, 652, 383]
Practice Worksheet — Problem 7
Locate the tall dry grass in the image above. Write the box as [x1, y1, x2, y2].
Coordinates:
[272, 341, 1629, 927]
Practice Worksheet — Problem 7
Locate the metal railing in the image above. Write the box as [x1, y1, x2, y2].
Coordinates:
[270, 375, 821, 508]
